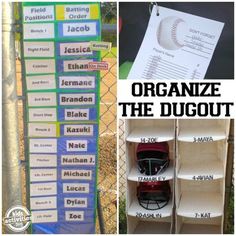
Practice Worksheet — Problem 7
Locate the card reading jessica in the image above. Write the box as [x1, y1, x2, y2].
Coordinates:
[127, 6, 224, 80]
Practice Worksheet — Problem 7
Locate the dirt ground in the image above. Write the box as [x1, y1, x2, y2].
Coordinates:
[16, 54, 117, 234]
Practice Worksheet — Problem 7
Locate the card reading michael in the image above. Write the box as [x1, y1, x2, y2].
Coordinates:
[127, 6, 224, 80]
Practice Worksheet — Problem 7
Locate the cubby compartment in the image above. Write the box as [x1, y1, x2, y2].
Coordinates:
[176, 140, 227, 180]
[126, 119, 175, 143]
[176, 216, 223, 234]
[127, 180, 174, 219]
[127, 215, 172, 234]
[177, 119, 230, 142]
[126, 140, 174, 182]
[175, 179, 224, 234]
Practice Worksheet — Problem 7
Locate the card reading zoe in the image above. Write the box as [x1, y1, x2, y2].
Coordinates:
[127, 6, 224, 80]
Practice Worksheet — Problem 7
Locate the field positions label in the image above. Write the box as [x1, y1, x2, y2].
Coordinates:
[58, 21, 99, 38]
[61, 154, 95, 166]
[63, 183, 89, 193]
[24, 23, 54, 39]
[58, 42, 93, 57]
[28, 92, 56, 107]
[26, 74, 56, 90]
[61, 59, 94, 72]
[59, 93, 95, 106]
[28, 123, 57, 137]
[25, 59, 55, 74]
[29, 108, 57, 122]
[31, 210, 58, 223]
[62, 170, 92, 180]
[56, 4, 99, 20]
[64, 198, 87, 208]
[66, 140, 87, 152]
[23, 6, 54, 22]
[30, 168, 57, 182]
[65, 211, 84, 221]
[62, 124, 94, 136]
[59, 76, 95, 89]
[30, 154, 57, 167]
[30, 196, 57, 210]
[30, 182, 57, 196]
[29, 138, 57, 153]
[24, 41, 54, 58]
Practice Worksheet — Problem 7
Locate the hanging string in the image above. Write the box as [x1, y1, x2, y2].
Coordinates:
[149, 2, 159, 16]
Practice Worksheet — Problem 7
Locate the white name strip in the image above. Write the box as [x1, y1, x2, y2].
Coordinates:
[30, 154, 57, 167]
[63, 183, 89, 193]
[26, 74, 56, 90]
[28, 123, 57, 137]
[61, 170, 92, 180]
[28, 108, 57, 122]
[24, 41, 54, 57]
[30, 196, 57, 210]
[30, 168, 57, 182]
[61, 154, 95, 166]
[29, 138, 57, 153]
[24, 23, 54, 39]
[30, 182, 57, 196]
[32, 210, 58, 223]
[28, 92, 56, 107]
[25, 59, 55, 74]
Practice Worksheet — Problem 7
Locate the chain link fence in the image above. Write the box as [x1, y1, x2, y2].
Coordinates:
[14, 2, 117, 234]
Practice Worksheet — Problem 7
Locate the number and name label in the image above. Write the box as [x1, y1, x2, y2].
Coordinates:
[193, 136, 214, 142]
[195, 212, 211, 218]
[138, 176, 167, 182]
[136, 212, 162, 219]
[192, 175, 214, 180]
[140, 137, 157, 143]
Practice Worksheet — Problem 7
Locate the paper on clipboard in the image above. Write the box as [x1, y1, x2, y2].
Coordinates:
[127, 6, 224, 80]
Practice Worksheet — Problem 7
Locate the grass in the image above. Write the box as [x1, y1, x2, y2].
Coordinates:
[119, 198, 127, 234]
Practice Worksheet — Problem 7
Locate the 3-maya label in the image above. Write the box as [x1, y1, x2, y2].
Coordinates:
[22, 2, 101, 234]
[125, 119, 230, 234]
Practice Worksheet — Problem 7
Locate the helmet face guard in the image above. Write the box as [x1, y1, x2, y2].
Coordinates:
[137, 142, 170, 176]
[137, 181, 171, 210]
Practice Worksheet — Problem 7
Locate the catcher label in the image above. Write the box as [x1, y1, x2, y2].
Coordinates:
[25, 59, 55, 74]
[127, 6, 224, 80]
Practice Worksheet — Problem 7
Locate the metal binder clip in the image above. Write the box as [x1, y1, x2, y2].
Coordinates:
[149, 2, 159, 16]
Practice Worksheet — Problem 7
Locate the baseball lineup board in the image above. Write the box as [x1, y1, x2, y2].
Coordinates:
[21, 2, 101, 234]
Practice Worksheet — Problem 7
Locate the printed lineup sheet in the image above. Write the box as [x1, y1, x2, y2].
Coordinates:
[127, 6, 224, 80]
[22, 2, 101, 234]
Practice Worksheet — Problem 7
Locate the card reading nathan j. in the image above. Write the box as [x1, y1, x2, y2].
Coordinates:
[127, 6, 224, 80]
